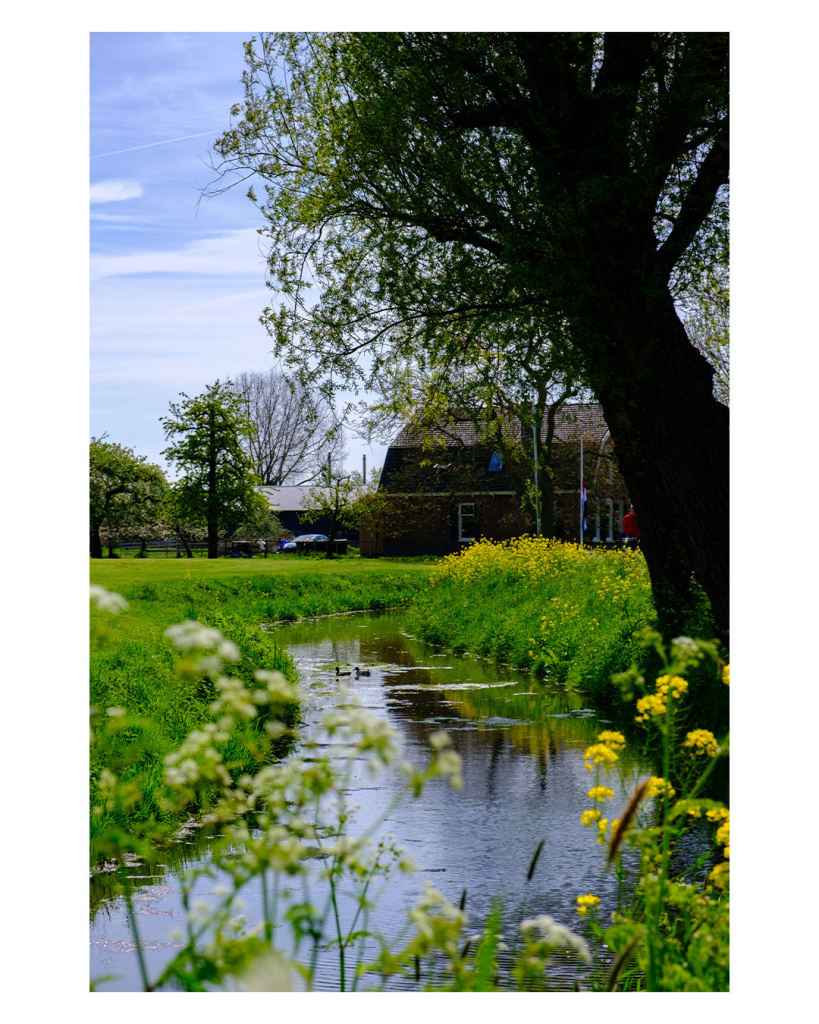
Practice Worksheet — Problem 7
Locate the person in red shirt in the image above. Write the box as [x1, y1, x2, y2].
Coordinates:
[622, 505, 640, 544]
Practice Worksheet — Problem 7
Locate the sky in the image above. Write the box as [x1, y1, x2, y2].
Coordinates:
[90, 32, 388, 481]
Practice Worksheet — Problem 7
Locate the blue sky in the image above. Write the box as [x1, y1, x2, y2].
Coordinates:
[90, 32, 388, 480]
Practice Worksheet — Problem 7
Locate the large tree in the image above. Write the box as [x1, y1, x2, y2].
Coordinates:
[232, 367, 347, 484]
[89, 436, 167, 558]
[211, 32, 730, 639]
[161, 381, 269, 558]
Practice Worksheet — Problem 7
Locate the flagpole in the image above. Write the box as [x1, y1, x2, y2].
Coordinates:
[532, 403, 541, 538]
[580, 438, 584, 547]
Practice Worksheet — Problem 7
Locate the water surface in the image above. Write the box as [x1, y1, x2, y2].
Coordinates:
[90, 609, 650, 990]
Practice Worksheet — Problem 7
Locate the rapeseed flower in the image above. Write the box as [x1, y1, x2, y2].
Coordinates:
[576, 894, 600, 917]
[645, 776, 676, 800]
[583, 743, 619, 771]
[683, 729, 719, 758]
[587, 786, 614, 803]
[597, 730, 626, 751]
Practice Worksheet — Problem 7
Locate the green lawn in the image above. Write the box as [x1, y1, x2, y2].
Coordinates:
[91, 553, 436, 591]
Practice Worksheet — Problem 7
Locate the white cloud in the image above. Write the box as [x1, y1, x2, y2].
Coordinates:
[90, 227, 268, 279]
[90, 179, 143, 204]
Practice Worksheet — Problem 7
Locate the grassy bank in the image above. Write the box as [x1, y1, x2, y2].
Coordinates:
[90, 557, 435, 860]
[407, 538, 726, 720]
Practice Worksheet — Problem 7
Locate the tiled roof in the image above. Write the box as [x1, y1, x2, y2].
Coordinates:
[389, 403, 609, 448]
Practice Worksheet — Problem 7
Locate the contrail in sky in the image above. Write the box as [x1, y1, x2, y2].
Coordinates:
[91, 130, 221, 160]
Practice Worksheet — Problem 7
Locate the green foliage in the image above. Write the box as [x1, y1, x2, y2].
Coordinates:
[161, 381, 270, 554]
[90, 580, 301, 857]
[580, 632, 730, 992]
[299, 475, 365, 558]
[90, 435, 167, 557]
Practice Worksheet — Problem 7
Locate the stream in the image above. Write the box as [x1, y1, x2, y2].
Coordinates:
[90, 608, 654, 991]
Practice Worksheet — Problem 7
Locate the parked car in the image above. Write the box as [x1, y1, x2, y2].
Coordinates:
[279, 539, 297, 551]
[293, 533, 331, 555]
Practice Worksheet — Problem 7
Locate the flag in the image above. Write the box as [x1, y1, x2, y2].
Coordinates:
[581, 476, 587, 532]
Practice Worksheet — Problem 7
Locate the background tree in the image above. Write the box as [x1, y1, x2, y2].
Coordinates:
[160, 381, 269, 559]
[89, 436, 167, 558]
[232, 367, 348, 484]
[161, 484, 208, 558]
[299, 475, 362, 559]
[211, 31, 730, 640]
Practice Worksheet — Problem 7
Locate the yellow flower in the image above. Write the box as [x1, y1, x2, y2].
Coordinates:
[683, 729, 719, 757]
[635, 692, 666, 722]
[721, 663, 730, 686]
[576, 893, 600, 916]
[596, 818, 609, 844]
[706, 807, 729, 823]
[645, 776, 676, 800]
[715, 817, 729, 848]
[583, 743, 619, 771]
[596, 730, 626, 751]
[587, 786, 614, 803]
[656, 674, 688, 699]
[709, 861, 729, 890]
[580, 808, 601, 827]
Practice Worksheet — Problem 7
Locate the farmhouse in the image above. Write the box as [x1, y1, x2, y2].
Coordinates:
[360, 403, 631, 557]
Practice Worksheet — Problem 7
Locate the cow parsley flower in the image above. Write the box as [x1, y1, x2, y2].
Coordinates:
[90, 585, 129, 614]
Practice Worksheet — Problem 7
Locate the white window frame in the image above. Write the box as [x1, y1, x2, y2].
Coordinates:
[458, 502, 476, 542]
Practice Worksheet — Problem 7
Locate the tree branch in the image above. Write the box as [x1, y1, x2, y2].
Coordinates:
[656, 117, 728, 276]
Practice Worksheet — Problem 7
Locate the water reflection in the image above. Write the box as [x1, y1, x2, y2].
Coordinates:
[91, 608, 651, 991]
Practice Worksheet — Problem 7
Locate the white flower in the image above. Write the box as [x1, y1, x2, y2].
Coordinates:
[164, 621, 224, 650]
[429, 730, 452, 749]
[197, 655, 223, 676]
[218, 640, 241, 662]
[90, 585, 129, 614]
[255, 670, 300, 703]
[520, 915, 590, 962]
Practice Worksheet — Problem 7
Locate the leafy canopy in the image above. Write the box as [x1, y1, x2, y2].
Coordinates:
[160, 381, 268, 534]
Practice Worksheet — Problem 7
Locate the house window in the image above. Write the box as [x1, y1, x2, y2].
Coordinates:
[458, 502, 476, 542]
[488, 452, 503, 472]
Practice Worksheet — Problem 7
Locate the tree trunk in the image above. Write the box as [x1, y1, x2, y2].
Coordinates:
[581, 272, 729, 644]
[207, 523, 219, 559]
[90, 525, 103, 559]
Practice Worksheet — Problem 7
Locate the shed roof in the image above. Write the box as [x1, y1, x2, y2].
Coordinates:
[257, 485, 331, 511]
